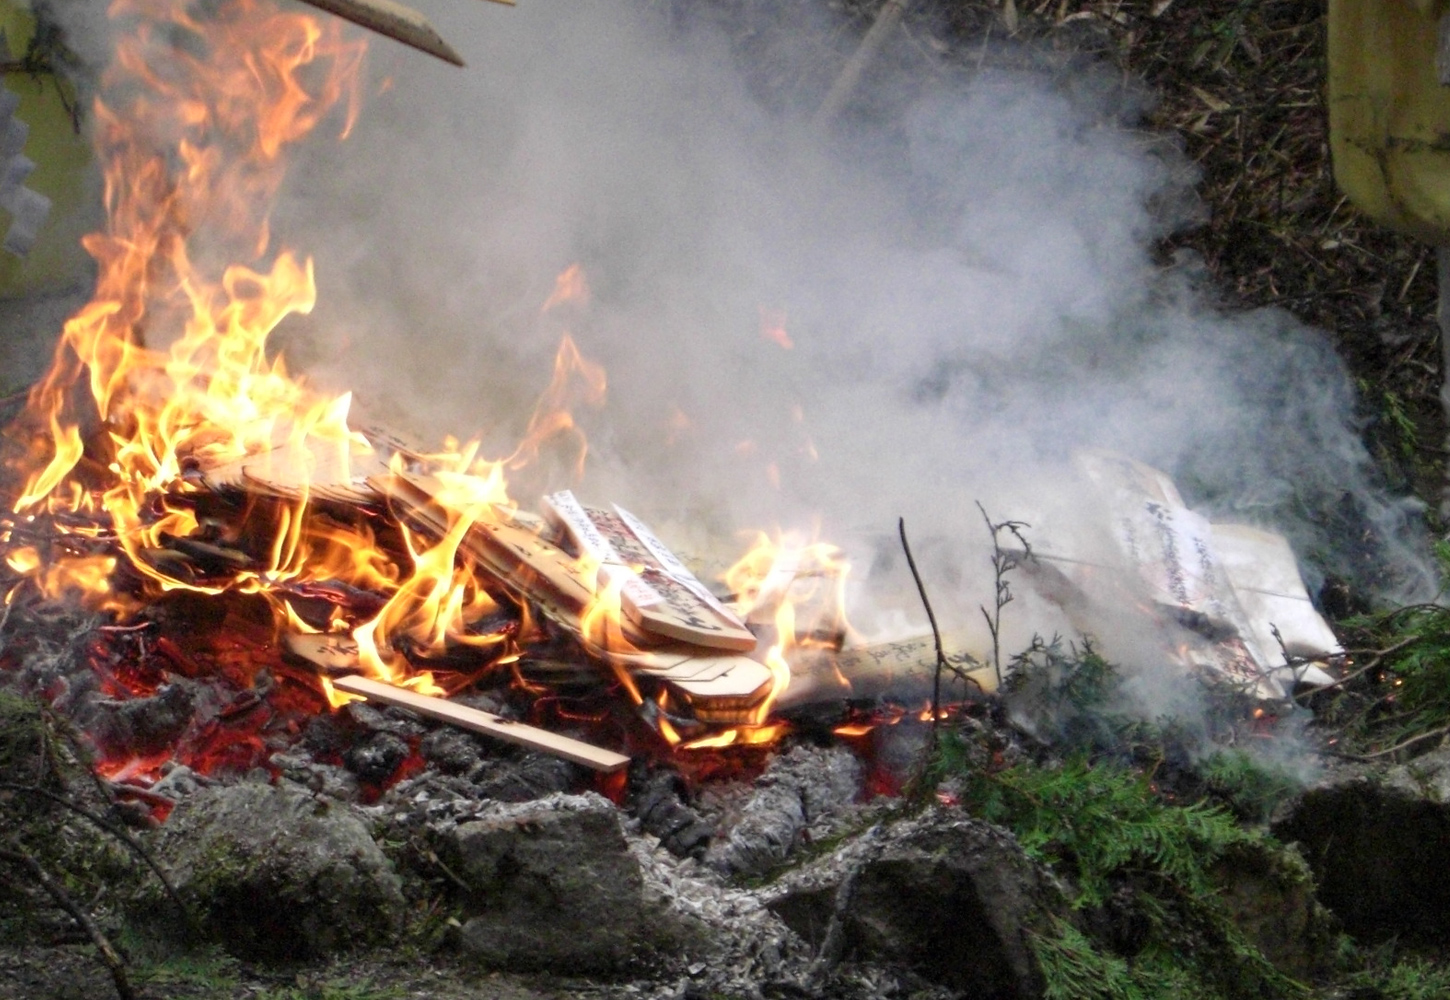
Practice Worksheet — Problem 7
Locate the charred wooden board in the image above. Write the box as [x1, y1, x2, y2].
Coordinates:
[200, 435, 386, 506]
[355, 474, 777, 713]
[374, 471, 608, 632]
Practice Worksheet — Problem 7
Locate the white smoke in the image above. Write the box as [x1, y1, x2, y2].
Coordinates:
[47, 0, 1437, 645]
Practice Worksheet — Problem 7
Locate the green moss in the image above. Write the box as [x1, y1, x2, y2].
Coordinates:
[253, 984, 404, 1000]
[1030, 918, 1184, 1000]
[0, 689, 49, 783]
[1198, 749, 1305, 825]
[129, 947, 241, 991]
[942, 744, 1309, 999]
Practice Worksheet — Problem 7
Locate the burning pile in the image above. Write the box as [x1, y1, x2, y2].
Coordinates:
[0, 0, 1347, 820]
[0, 0, 884, 801]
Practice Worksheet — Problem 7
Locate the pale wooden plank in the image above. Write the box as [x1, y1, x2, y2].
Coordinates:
[331, 674, 630, 772]
[284, 631, 363, 673]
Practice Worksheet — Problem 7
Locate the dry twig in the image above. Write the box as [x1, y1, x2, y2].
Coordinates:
[898, 517, 948, 738]
[0, 846, 135, 1000]
[0, 780, 197, 934]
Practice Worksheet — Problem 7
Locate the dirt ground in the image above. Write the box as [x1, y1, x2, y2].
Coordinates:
[0, 945, 581, 1000]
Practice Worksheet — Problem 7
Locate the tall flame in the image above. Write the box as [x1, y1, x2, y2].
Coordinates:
[21, 0, 366, 521]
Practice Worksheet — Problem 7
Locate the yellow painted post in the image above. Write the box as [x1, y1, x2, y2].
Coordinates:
[0, 0, 97, 297]
[1329, 0, 1450, 506]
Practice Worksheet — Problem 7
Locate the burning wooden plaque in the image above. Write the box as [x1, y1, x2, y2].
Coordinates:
[200, 435, 388, 505]
[374, 473, 775, 709]
[543, 491, 757, 652]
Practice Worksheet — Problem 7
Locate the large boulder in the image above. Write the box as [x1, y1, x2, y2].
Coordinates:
[137, 781, 404, 960]
[446, 792, 697, 972]
[765, 808, 1068, 999]
[1272, 748, 1450, 946]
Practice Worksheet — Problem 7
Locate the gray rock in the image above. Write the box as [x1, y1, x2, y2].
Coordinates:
[706, 745, 862, 876]
[1209, 841, 1336, 980]
[1272, 749, 1450, 946]
[447, 792, 692, 971]
[138, 781, 404, 960]
[766, 809, 1066, 998]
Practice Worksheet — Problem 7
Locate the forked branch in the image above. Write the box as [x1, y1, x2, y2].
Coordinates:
[977, 501, 1032, 688]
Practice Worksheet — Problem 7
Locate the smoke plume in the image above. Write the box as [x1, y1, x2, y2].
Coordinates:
[52, 1, 1438, 662]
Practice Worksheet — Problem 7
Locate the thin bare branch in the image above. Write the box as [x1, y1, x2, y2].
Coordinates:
[898, 517, 947, 739]
[1326, 722, 1450, 762]
[0, 846, 135, 1000]
[0, 781, 196, 933]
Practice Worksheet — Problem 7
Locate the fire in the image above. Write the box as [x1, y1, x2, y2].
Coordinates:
[0, 0, 850, 764]
[13, 0, 373, 602]
[759, 306, 792, 350]
[3, 0, 450, 700]
[669, 531, 855, 748]
[542, 263, 590, 312]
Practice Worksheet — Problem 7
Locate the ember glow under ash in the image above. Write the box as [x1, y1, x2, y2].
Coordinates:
[0, 0, 870, 799]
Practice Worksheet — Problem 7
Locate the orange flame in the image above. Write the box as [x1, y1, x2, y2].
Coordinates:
[542, 263, 590, 313]
[759, 306, 792, 350]
[1, 0, 839, 758]
[15, 0, 368, 587]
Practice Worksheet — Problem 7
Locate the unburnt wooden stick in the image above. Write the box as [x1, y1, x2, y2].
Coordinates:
[295, 0, 465, 66]
[331, 674, 631, 772]
[814, 0, 914, 128]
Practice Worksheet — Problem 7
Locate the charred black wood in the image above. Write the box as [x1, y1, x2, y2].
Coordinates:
[91, 681, 195, 756]
[343, 730, 410, 785]
[629, 765, 713, 860]
[420, 726, 484, 776]
[470, 750, 582, 803]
